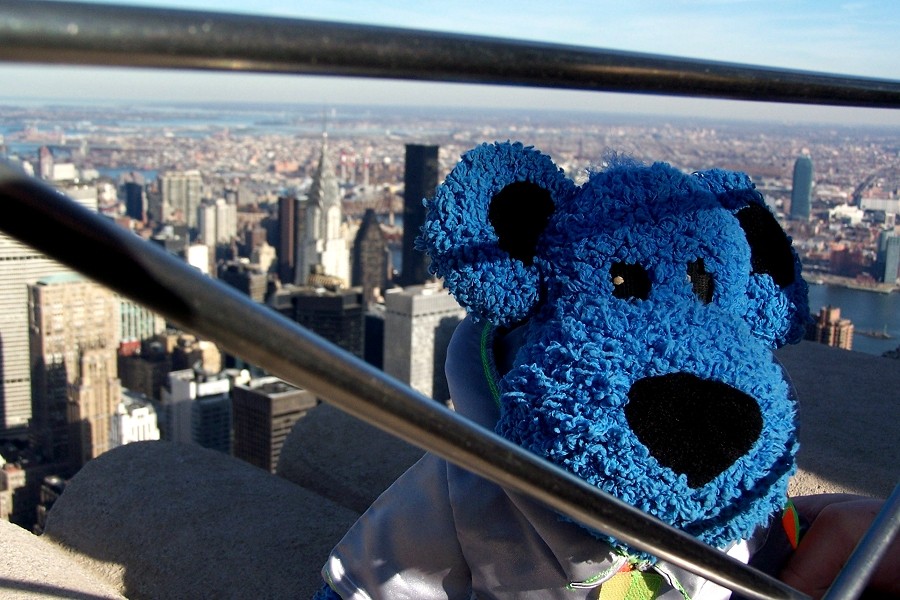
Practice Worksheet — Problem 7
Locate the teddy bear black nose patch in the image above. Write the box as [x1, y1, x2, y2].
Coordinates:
[624, 373, 763, 488]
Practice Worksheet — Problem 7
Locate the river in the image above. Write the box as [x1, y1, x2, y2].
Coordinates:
[806, 282, 900, 357]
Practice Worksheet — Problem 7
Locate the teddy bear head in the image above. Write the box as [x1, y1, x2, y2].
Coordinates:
[418, 142, 810, 555]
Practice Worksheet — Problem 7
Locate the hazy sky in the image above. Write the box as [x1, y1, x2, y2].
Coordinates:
[2, 0, 900, 124]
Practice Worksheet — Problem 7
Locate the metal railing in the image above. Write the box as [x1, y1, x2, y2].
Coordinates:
[1, 2, 898, 599]
[2, 0, 900, 106]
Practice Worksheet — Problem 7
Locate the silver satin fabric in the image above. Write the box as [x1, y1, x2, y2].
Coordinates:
[322, 316, 751, 599]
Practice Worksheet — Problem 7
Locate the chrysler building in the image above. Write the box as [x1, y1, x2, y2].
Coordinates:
[298, 136, 350, 286]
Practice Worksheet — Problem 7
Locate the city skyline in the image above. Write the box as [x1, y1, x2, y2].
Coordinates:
[3, 100, 899, 357]
[1, 1, 899, 125]
[0, 93, 898, 536]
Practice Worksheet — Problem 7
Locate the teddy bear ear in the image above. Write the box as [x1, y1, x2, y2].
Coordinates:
[694, 169, 810, 346]
[418, 142, 574, 326]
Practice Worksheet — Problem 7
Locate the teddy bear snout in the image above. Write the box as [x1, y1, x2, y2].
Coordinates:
[624, 372, 763, 488]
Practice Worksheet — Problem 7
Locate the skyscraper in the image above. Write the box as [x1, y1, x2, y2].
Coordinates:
[0, 237, 72, 438]
[383, 283, 465, 402]
[277, 193, 300, 285]
[197, 201, 217, 247]
[117, 342, 171, 402]
[159, 170, 203, 228]
[0, 190, 98, 439]
[197, 198, 237, 247]
[399, 144, 439, 286]
[807, 305, 854, 351]
[351, 208, 390, 306]
[288, 287, 365, 358]
[28, 274, 121, 468]
[123, 177, 146, 222]
[119, 297, 166, 352]
[37, 146, 54, 180]
[219, 261, 268, 303]
[159, 369, 231, 454]
[791, 155, 813, 221]
[298, 137, 350, 286]
[875, 229, 900, 284]
[232, 377, 317, 473]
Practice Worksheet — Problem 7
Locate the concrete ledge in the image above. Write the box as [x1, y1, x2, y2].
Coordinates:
[278, 342, 898, 505]
[276, 402, 424, 513]
[776, 341, 899, 499]
[0, 518, 125, 599]
[1, 340, 893, 600]
[42, 441, 360, 599]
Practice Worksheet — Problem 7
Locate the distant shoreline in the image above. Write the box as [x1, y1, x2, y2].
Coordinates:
[806, 273, 898, 295]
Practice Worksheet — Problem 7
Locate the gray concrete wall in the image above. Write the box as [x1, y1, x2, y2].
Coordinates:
[0, 340, 895, 598]
[41, 441, 359, 599]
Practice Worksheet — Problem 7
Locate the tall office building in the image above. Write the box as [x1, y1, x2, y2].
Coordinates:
[363, 309, 385, 369]
[118, 343, 171, 401]
[1, 456, 60, 531]
[198, 199, 238, 246]
[123, 177, 146, 222]
[277, 193, 300, 285]
[159, 170, 203, 228]
[159, 369, 232, 454]
[192, 392, 233, 455]
[399, 145, 439, 286]
[251, 241, 277, 276]
[119, 297, 166, 351]
[352, 208, 390, 306]
[298, 138, 350, 286]
[197, 202, 217, 247]
[875, 229, 900, 284]
[0, 190, 98, 438]
[232, 376, 317, 473]
[383, 283, 465, 402]
[288, 287, 365, 358]
[170, 334, 222, 374]
[56, 183, 98, 213]
[219, 261, 268, 303]
[0, 238, 71, 438]
[790, 155, 813, 221]
[150, 224, 190, 257]
[37, 146, 54, 180]
[28, 274, 121, 468]
[186, 244, 211, 276]
[807, 305, 854, 351]
[243, 225, 268, 255]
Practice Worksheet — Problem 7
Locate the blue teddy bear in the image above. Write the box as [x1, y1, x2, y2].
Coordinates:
[316, 142, 810, 599]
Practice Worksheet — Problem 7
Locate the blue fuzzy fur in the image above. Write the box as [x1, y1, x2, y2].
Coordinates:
[313, 583, 342, 600]
[419, 143, 809, 556]
[419, 141, 575, 326]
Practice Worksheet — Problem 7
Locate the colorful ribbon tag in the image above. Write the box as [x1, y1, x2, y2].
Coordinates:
[782, 499, 801, 550]
[594, 571, 664, 600]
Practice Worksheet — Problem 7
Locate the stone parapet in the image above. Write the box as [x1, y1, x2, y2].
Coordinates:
[0, 340, 895, 598]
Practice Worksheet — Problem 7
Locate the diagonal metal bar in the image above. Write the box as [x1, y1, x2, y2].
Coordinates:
[0, 0, 899, 108]
[822, 484, 900, 600]
[0, 163, 809, 600]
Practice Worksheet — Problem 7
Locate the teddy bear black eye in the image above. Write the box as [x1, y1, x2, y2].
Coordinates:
[687, 259, 714, 304]
[610, 262, 651, 300]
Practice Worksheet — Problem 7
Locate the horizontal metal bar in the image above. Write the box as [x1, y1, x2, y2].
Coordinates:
[0, 163, 809, 600]
[822, 484, 900, 600]
[1, 0, 899, 108]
